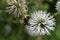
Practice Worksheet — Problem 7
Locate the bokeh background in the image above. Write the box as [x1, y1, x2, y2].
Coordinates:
[0, 0, 60, 40]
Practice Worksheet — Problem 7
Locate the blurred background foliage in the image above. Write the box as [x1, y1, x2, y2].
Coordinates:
[0, 0, 60, 40]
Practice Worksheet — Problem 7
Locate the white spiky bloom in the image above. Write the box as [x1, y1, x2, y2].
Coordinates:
[56, 1, 60, 13]
[25, 10, 55, 36]
[6, 0, 28, 17]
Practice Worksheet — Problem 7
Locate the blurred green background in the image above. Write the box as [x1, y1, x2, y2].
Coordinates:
[0, 0, 60, 40]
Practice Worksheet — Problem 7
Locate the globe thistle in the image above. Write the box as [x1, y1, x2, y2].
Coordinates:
[6, 0, 28, 17]
[56, 1, 60, 13]
[25, 10, 55, 36]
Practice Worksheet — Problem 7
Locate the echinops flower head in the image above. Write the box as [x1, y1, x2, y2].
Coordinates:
[56, 1, 60, 13]
[25, 10, 55, 36]
[6, 0, 28, 17]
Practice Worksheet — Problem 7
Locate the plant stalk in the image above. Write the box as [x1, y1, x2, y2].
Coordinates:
[38, 36, 42, 40]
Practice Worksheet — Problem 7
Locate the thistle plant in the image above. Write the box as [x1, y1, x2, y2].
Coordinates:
[0, 0, 60, 40]
[25, 10, 55, 36]
[25, 10, 56, 40]
[56, 1, 60, 14]
[5, 0, 28, 17]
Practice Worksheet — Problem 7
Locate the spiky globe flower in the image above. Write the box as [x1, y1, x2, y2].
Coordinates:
[6, 0, 28, 17]
[25, 10, 55, 36]
[56, 1, 60, 13]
